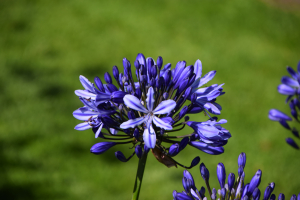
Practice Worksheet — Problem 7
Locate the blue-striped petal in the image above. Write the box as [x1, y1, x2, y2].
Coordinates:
[74, 122, 91, 130]
[189, 141, 224, 155]
[95, 92, 111, 105]
[75, 90, 96, 100]
[287, 66, 298, 79]
[268, 109, 292, 121]
[198, 70, 216, 88]
[153, 100, 176, 114]
[120, 117, 147, 129]
[146, 87, 155, 111]
[194, 59, 202, 80]
[143, 126, 156, 149]
[153, 116, 173, 130]
[110, 128, 118, 135]
[191, 189, 201, 200]
[277, 84, 296, 95]
[79, 75, 94, 92]
[204, 102, 221, 115]
[95, 123, 104, 138]
[281, 76, 299, 87]
[123, 95, 148, 113]
[73, 109, 98, 120]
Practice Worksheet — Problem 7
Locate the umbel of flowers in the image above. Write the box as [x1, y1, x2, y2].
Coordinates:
[173, 152, 300, 200]
[269, 61, 300, 150]
[73, 53, 230, 168]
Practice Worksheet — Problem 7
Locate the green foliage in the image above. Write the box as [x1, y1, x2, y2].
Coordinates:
[0, 0, 299, 199]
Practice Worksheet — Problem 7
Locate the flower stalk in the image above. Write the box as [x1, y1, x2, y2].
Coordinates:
[132, 152, 148, 200]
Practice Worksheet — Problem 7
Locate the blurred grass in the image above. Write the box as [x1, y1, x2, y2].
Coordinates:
[0, 0, 300, 199]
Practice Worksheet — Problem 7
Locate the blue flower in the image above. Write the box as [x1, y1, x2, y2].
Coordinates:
[73, 53, 229, 167]
[173, 152, 300, 200]
[269, 61, 300, 150]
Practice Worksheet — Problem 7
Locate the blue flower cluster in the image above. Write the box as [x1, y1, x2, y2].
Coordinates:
[73, 53, 230, 167]
[269, 61, 300, 149]
[173, 152, 300, 200]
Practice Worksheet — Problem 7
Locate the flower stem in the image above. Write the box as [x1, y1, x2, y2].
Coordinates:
[132, 151, 148, 200]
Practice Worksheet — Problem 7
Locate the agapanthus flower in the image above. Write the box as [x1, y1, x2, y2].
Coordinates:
[73, 53, 230, 168]
[268, 61, 300, 149]
[172, 152, 300, 200]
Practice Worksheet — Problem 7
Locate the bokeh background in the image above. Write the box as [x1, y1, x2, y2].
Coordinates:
[1, 0, 300, 199]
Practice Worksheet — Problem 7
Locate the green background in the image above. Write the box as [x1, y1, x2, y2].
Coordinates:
[1, 0, 300, 199]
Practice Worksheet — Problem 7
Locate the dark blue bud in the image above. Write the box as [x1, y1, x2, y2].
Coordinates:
[184, 116, 189, 121]
[200, 163, 210, 181]
[163, 92, 169, 100]
[248, 169, 262, 194]
[90, 142, 116, 154]
[156, 77, 164, 89]
[279, 119, 291, 130]
[270, 194, 276, 200]
[157, 56, 163, 70]
[291, 109, 298, 120]
[106, 84, 118, 93]
[179, 106, 188, 120]
[134, 88, 142, 99]
[253, 188, 261, 200]
[242, 196, 249, 200]
[286, 137, 299, 149]
[150, 65, 157, 79]
[238, 152, 246, 168]
[160, 129, 165, 135]
[127, 110, 136, 119]
[94, 76, 105, 92]
[164, 70, 171, 85]
[179, 137, 189, 151]
[134, 60, 140, 70]
[182, 177, 193, 194]
[228, 173, 235, 191]
[144, 145, 150, 153]
[263, 186, 273, 200]
[292, 128, 299, 138]
[135, 145, 142, 158]
[122, 75, 128, 84]
[184, 87, 192, 99]
[169, 143, 180, 156]
[150, 78, 156, 87]
[140, 64, 146, 75]
[119, 73, 123, 85]
[147, 57, 154, 69]
[178, 79, 189, 94]
[140, 75, 147, 83]
[104, 72, 112, 84]
[112, 66, 119, 81]
[191, 93, 197, 103]
[200, 186, 205, 197]
[212, 188, 217, 195]
[211, 192, 217, 200]
[115, 151, 128, 162]
[221, 188, 226, 198]
[133, 128, 140, 139]
[278, 193, 285, 200]
[242, 184, 249, 198]
[217, 163, 226, 188]
[101, 116, 119, 128]
[190, 156, 200, 168]
[238, 166, 244, 177]
[291, 195, 297, 200]
[111, 91, 127, 103]
[298, 193, 300, 200]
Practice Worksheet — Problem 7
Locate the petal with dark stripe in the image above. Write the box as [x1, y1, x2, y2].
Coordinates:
[73, 109, 98, 120]
[120, 117, 147, 129]
[146, 87, 155, 111]
[153, 116, 173, 130]
[123, 95, 148, 113]
[74, 122, 91, 130]
[75, 90, 96, 100]
[153, 100, 176, 114]
[143, 126, 156, 149]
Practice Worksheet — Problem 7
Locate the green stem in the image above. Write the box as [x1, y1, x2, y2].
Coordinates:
[132, 152, 148, 200]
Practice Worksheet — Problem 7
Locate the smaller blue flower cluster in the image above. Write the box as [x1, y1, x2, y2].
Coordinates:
[269, 61, 300, 150]
[73, 53, 230, 168]
[173, 152, 300, 200]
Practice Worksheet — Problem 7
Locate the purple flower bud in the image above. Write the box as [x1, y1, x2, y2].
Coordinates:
[90, 142, 116, 155]
[263, 186, 273, 200]
[144, 145, 150, 153]
[94, 76, 105, 92]
[140, 64, 146, 75]
[178, 79, 189, 94]
[184, 87, 192, 99]
[199, 163, 209, 181]
[134, 88, 142, 99]
[156, 77, 164, 88]
[242, 196, 249, 200]
[269, 109, 292, 121]
[270, 194, 276, 200]
[150, 65, 157, 79]
[157, 56, 163, 70]
[200, 186, 205, 197]
[115, 151, 128, 162]
[179, 106, 188, 120]
[169, 143, 180, 156]
[150, 78, 156, 87]
[291, 195, 297, 200]
[122, 75, 128, 84]
[179, 137, 189, 151]
[172, 190, 177, 199]
[248, 170, 262, 194]
[140, 75, 147, 83]
[228, 173, 235, 191]
[163, 92, 169, 100]
[112, 66, 119, 81]
[134, 60, 140, 70]
[191, 93, 197, 103]
[104, 72, 112, 84]
[164, 70, 171, 85]
[135, 145, 142, 158]
[242, 184, 249, 198]
[160, 129, 165, 135]
[217, 163, 226, 188]
[297, 193, 300, 200]
[111, 91, 127, 104]
[292, 128, 299, 138]
[238, 166, 244, 177]
[184, 116, 189, 121]
[127, 110, 136, 119]
[190, 156, 200, 168]
[253, 188, 261, 200]
[133, 128, 140, 139]
[278, 193, 285, 200]
[221, 188, 226, 198]
[182, 177, 192, 194]
[279, 119, 291, 130]
[238, 152, 246, 168]
[286, 138, 299, 149]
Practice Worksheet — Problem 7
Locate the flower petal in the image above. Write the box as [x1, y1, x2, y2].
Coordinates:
[75, 90, 96, 100]
[198, 70, 216, 87]
[268, 109, 292, 121]
[95, 123, 104, 138]
[79, 75, 94, 92]
[73, 109, 98, 120]
[189, 141, 224, 155]
[204, 102, 221, 115]
[123, 95, 148, 113]
[74, 122, 91, 130]
[153, 99, 176, 114]
[146, 87, 155, 111]
[194, 59, 202, 80]
[281, 76, 299, 87]
[143, 126, 156, 149]
[277, 84, 295, 95]
[120, 117, 147, 129]
[153, 116, 173, 130]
